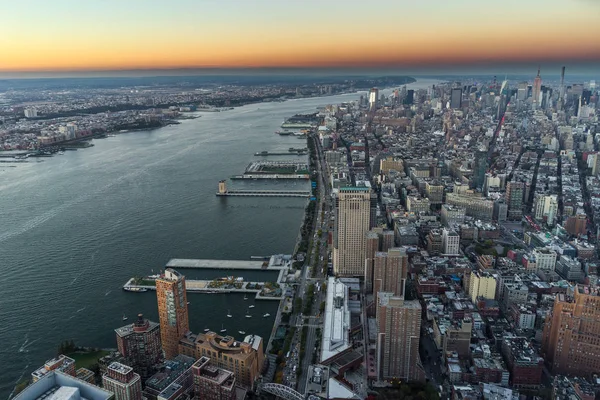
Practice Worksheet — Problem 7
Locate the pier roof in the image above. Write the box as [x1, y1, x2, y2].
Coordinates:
[167, 259, 266, 270]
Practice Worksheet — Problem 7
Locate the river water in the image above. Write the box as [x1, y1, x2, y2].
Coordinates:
[0, 79, 438, 397]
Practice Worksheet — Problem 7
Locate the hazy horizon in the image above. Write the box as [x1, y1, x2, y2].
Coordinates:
[2, 0, 599, 74]
[0, 64, 598, 81]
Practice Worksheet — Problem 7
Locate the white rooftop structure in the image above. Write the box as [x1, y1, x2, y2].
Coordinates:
[327, 378, 360, 399]
[321, 277, 351, 363]
[14, 371, 113, 400]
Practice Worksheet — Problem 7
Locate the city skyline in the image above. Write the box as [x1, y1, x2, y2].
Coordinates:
[1, 0, 599, 74]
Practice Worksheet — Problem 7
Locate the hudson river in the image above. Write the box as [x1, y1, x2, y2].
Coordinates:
[0, 79, 438, 398]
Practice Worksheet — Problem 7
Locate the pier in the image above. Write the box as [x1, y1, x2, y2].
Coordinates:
[230, 174, 309, 180]
[254, 152, 307, 156]
[123, 255, 293, 300]
[216, 180, 311, 197]
[217, 189, 310, 198]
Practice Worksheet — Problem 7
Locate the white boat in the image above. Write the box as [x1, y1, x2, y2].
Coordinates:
[220, 324, 227, 333]
[204, 327, 210, 332]
[122, 314, 128, 321]
[263, 313, 270, 318]
[248, 305, 255, 309]
[123, 287, 148, 293]
[227, 309, 232, 318]
[243, 294, 248, 300]
[239, 331, 246, 335]
[245, 308, 252, 318]
[187, 302, 190, 305]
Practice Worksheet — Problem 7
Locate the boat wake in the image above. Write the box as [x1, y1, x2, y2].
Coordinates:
[18, 334, 40, 353]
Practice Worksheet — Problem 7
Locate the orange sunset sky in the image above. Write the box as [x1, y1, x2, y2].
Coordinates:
[1, 0, 599, 72]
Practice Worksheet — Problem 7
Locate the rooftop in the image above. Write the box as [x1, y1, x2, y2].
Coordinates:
[14, 371, 113, 400]
[321, 277, 351, 363]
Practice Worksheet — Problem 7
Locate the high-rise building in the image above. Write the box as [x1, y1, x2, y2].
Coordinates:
[542, 286, 600, 377]
[333, 187, 373, 276]
[156, 269, 189, 359]
[368, 88, 379, 110]
[468, 270, 497, 304]
[373, 248, 407, 298]
[450, 88, 462, 109]
[364, 228, 395, 293]
[376, 292, 423, 381]
[102, 363, 142, 400]
[405, 90, 414, 105]
[472, 149, 488, 191]
[115, 314, 162, 379]
[506, 181, 524, 220]
[192, 356, 237, 400]
[441, 228, 460, 255]
[178, 333, 263, 388]
[24, 107, 37, 118]
[533, 68, 542, 106]
[533, 194, 558, 226]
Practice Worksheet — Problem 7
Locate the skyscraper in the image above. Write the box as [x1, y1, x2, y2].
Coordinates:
[542, 286, 600, 377]
[364, 228, 395, 293]
[102, 362, 142, 400]
[368, 88, 379, 110]
[115, 314, 162, 379]
[376, 292, 423, 381]
[333, 187, 373, 276]
[506, 181, 524, 220]
[533, 67, 542, 106]
[473, 148, 488, 191]
[373, 248, 407, 298]
[450, 88, 462, 109]
[156, 269, 189, 359]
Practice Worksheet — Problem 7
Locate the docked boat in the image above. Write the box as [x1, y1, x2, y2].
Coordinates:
[204, 327, 210, 332]
[220, 324, 227, 333]
[187, 302, 191, 305]
[243, 294, 248, 300]
[123, 286, 148, 292]
[248, 305, 255, 309]
[275, 130, 293, 136]
[263, 313, 270, 318]
[239, 331, 246, 335]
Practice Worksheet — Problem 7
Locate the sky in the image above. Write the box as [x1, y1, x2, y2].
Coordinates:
[1, 0, 599, 74]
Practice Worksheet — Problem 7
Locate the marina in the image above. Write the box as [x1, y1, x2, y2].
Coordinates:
[123, 256, 292, 300]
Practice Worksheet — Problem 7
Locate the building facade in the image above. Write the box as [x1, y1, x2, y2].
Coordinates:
[373, 248, 407, 298]
[192, 357, 236, 400]
[376, 292, 423, 381]
[156, 269, 189, 360]
[102, 363, 142, 400]
[542, 286, 600, 377]
[178, 332, 263, 388]
[115, 314, 162, 379]
[333, 187, 373, 276]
